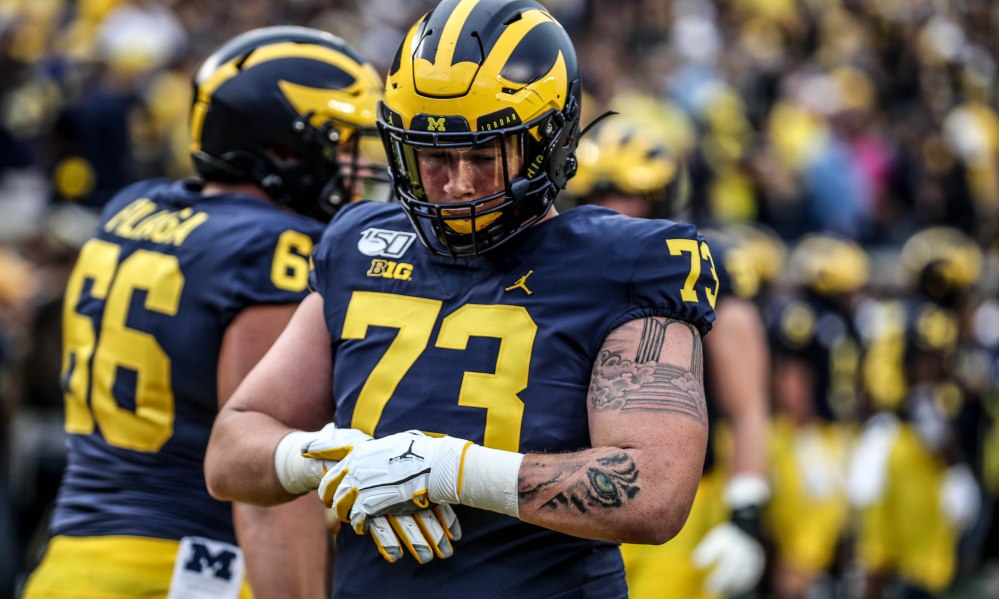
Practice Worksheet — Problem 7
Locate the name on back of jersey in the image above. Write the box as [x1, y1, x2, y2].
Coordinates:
[104, 198, 209, 246]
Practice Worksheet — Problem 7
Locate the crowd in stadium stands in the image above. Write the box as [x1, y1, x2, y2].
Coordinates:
[1, 0, 997, 597]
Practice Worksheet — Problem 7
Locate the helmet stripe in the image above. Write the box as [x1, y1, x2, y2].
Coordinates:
[190, 59, 240, 153]
[192, 42, 382, 152]
[482, 10, 556, 82]
[436, 0, 479, 68]
[458, 0, 549, 62]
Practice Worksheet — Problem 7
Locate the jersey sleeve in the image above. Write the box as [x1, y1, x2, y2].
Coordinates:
[227, 217, 322, 310]
[614, 221, 717, 336]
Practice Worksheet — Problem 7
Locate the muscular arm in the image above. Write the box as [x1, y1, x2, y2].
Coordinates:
[517, 316, 708, 544]
[216, 302, 331, 599]
[706, 296, 769, 477]
[206, 292, 334, 505]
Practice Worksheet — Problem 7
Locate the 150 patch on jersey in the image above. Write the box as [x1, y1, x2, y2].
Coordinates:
[358, 228, 417, 258]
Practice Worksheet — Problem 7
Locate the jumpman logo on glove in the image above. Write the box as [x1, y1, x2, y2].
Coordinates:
[389, 440, 425, 463]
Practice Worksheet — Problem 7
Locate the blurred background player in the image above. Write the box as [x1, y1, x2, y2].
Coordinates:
[570, 116, 772, 599]
[849, 226, 985, 598]
[20, 26, 393, 599]
[766, 233, 870, 599]
[567, 113, 690, 220]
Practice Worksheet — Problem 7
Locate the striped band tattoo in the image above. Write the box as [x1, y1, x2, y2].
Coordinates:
[589, 318, 706, 423]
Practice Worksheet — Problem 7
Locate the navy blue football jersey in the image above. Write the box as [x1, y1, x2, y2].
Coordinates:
[312, 202, 717, 598]
[51, 179, 324, 543]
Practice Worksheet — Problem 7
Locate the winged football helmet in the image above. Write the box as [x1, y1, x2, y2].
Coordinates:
[378, 0, 582, 257]
[191, 26, 387, 221]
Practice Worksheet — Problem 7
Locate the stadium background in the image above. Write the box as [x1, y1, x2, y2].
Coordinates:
[0, 0, 997, 597]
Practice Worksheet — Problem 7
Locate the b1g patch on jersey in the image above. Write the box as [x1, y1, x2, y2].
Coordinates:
[358, 228, 417, 258]
[367, 259, 414, 281]
[168, 536, 244, 599]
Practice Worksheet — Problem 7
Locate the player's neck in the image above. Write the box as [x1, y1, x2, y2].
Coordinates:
[201, 181, 272, 202]
[537, 205, 559, 223]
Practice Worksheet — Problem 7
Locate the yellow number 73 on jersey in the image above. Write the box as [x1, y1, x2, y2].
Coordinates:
[667, 238, 719, 309]
[342, 292, 536, 452]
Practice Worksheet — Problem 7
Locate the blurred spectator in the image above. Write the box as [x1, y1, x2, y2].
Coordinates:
[766, 234, 871, 599]
[849, 227, 986, 597]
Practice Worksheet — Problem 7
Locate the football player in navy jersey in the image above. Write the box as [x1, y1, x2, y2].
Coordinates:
[571, 117, 772, 599]
[21, 26, 421, 599]
[205, 1, 718, 597]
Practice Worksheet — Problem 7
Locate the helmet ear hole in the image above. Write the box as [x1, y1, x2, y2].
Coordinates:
[260, 174, 283, 192]
[266, 145, 297, 163]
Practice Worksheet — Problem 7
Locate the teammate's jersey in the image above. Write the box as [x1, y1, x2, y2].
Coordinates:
[768, 292, 862, 422]
[51, 179, 323, 543]
[312, 202, 717, 598]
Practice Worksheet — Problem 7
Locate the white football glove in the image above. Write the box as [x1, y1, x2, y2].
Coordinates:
[274, 424, 460, 564]
[692, 522, 766, 596]
[690, 474, 770, 596]
[320, 431, 470, 518]
[364, 504, 461, 564]
[274, 423, 373, 495]
[317, 430, 521, 535]
[909, 385, 951, 452]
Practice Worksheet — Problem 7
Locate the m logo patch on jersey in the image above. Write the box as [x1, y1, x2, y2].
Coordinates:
[358, 228, 417, 258]
[168, 537, 245, 599]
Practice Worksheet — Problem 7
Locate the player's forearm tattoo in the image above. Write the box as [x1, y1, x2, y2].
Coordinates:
[519, 452, 640, 513]
[589, 318, 706, 423]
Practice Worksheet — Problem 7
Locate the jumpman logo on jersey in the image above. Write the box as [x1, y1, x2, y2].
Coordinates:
[504, 270, 534, 295]
[389, 440, 425, 463]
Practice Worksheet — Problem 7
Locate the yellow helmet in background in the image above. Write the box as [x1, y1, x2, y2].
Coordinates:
[899, 226, 983, 303]
[789, 233, 870, 296]
[191, 26, 387, 221]
[725, 222, 788, 286]
[607, 89, 697, 156]
[569, 116, 688, 217]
